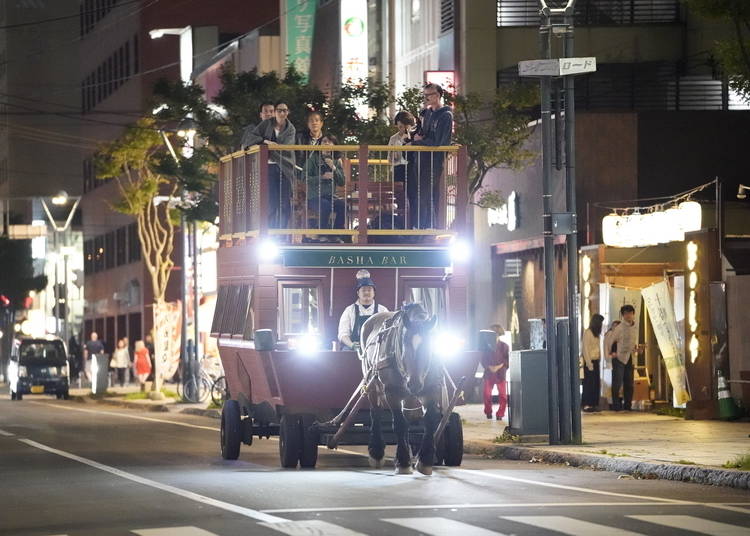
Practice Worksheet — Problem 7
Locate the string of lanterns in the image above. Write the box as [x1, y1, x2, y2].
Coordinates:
[600, 180, 713, 248]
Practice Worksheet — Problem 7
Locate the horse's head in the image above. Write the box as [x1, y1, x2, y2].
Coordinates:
[400, 303, 437, 396]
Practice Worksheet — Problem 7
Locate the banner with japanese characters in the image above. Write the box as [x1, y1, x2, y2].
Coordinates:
[641, 281, 691, 405]
[284, 0, 316, 83]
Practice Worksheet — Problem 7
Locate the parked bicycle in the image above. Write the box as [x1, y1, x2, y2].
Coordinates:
[178, 355, 224, 404]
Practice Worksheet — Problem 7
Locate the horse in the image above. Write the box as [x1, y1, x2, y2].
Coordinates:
[360, 302, 443, 475]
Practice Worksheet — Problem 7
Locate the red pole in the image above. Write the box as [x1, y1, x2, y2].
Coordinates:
[259, 144, 269, 237]
[455, 146, 469, 236]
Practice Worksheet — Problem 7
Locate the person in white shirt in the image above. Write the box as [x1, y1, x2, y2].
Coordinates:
[610, 304, 642, 411]
[338, 270, 389, 351]
[110, 338, 130, 388]
[581, 314, 604, 412]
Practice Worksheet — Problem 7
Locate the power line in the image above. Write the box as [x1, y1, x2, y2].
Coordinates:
[0, 0, 142, 30]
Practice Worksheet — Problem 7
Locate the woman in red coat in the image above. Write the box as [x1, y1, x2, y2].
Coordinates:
[481, 324, 509, 420]
[133, 340, 152, 388]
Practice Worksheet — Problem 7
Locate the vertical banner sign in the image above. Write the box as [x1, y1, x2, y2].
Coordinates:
[340, 0, 368, 116]
[285, 0, 316, 83]
[641, 281, 691, 405]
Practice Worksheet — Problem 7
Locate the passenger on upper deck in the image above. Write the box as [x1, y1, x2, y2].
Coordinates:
[243, 100, 297, 228]
[338, 270, 389, 352]
[300, 134, 346, 234]
[409, 83, 453, 230]
[239, 101, 274, 151]
[296, 109, 325, 167]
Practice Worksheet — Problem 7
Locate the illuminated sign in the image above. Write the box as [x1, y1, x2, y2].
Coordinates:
[283, 248, 451, 268]
[487, 191, 518, 231]
[340, 0, 368, 85]
[424, 70, 456, 94]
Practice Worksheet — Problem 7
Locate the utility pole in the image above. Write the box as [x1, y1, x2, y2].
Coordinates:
[519, 0, 595, 445]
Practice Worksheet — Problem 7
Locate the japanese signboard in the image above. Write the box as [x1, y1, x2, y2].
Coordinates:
[641, 281, 691, 405]
[284, 0, 317, 83]
[340, 0, 368, 85]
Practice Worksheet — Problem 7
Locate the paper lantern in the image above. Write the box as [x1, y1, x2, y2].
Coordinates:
[664, 206, 685, 242]
[602, 213, 622, 247]
[679, 200, 702, 233]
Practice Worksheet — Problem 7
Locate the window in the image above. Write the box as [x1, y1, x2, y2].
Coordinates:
[84, 239, 94, 275]
[127, 223, 140, 262]
[279, 282, 322, 338]
[115, 227, 126, 265]
[104, 231, 115, 270]
[94, 235, 105, 272]
[496, 0, 681, 28]
[210, 284, 254, 339]
[404, 282, 447, 321]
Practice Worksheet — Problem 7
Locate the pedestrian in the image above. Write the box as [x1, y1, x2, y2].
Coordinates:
[610, 305, 642, 411]
[409, 83, 453, 230]
[83, 332, 105, 384]
[239, 101, 274, 150]
[338, 270, 389, 352]
[481, 324, 509, 420]
[111, 339, 130, 388]
[68, 334, 82, 383]
[243, 99, 297, 228]
[603, 320, 621, 363]
[144, 333, 155, 382]
[581, 313, 604, 412]
[300, 134, 346, 238]
[133, 340, 152, 391]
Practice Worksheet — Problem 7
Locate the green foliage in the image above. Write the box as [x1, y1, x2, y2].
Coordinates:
[474, 189, 506, 209]
[0, 235, 47, 310]
[453, 84, 538, 196]
[684, 0, 750, 102]
[723, 452, 750, 470]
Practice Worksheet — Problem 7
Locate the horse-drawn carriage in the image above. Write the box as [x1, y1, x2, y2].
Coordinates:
[212, 143, 479, 472]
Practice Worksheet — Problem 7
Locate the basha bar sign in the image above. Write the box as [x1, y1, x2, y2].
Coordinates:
[282, 248, 452, 268]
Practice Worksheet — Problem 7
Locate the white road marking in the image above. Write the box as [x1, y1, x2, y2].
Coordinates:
[133, 528, 220, 536]
[503, 516, 645, 536]
[384, 517, 507, 535]
[454, 469, 690, 504]
[261, 501, 683, 514]
[0, 428, 15, 436]
[29, 402, 221, 432]
[17, 438, 286, 524]
[259, 519, 368, 535]
[629, 515, 750, 536]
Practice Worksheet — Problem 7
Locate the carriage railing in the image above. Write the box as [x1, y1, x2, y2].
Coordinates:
[218, 144, 468, 244]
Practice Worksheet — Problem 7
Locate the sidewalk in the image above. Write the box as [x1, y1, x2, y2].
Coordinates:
[63, 385, 750, 489]
[456, 403, 750, 489]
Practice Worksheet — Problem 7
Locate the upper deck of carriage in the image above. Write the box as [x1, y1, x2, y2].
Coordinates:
[217, 143, 468, 250]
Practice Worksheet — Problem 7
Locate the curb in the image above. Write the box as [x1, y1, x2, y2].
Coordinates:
[71, 395, 172, 413]
[180, 407, 222, 419]
[464, 439, 750, 490]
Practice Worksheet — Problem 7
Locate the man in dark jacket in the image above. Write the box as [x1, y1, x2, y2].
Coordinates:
[239, 102, 275, 151]
[243, 101, 297, 228]
[409, 83, 453, 229]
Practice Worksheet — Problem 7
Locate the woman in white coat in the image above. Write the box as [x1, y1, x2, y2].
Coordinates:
[581, 314, 604, 412]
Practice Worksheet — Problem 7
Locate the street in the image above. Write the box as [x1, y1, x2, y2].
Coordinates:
[1, 397, 748, 536]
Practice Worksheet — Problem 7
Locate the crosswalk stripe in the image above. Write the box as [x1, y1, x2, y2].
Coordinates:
[384, 517, 507, 535]
[502, 516, 645, 536]
[259, 520, 368, 535]
[629, 515, 749, 536]
[132, 528, 220, 536]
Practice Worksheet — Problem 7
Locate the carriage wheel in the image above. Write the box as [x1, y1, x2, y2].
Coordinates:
[442, 412, 464, 466]
[279, 415, 302, 468]
[299, 414, 319, 468]
[220, 400, 242, 460]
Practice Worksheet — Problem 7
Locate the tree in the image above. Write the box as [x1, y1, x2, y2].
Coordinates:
[451, 84, 538, 203]
[0, 232, 47, 370]
[685, 0, 750, 102]
[96, 118, 178, 394]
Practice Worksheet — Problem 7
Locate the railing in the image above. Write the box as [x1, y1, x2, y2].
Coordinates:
[496, 0, 682, 27]
[218, 144, 468, 245]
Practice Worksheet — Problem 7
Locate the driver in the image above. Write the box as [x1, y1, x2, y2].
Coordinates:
[338, 270, 389, 351]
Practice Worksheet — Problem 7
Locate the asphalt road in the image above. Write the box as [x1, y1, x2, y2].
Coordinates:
[1, 396, 749, 536]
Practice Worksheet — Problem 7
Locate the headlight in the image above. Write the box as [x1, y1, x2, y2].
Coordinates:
[290, 332, 321, 357]
[18, 365, 28, 378]
[433, 331, 465, 360]
[449, 239, 472, 264]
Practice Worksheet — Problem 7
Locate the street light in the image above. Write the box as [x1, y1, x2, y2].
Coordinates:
[51, 190, 69, 206]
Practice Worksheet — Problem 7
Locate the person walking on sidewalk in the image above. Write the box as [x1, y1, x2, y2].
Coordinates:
[133, 340, 152, 391]
[481, 324, 509, 420]
[83, 332, 105, 384]
[581, 314, 604, 412]
[111, 339, 130, 388]
[610, 305, 642, 411]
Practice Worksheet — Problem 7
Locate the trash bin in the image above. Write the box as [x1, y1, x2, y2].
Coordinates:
[508, 349, 548, 436]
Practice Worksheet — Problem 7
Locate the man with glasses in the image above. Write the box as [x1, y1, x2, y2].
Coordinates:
[409, 83, 453, 230]
[244, 100, 297, 228]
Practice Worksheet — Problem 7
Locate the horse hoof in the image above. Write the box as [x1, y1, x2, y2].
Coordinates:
[416, 461, 433, 476]
[395, 465, 413, 475]
[368, 456, 384, 469]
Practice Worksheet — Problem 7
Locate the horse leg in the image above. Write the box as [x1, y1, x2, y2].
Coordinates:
[368, 391, 385, 468]
[386, 390, 412, 474]
[416, 398, 441, 476]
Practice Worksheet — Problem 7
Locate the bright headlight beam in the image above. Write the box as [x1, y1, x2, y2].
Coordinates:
[449, 239, 471, 263]
[433, 331, 465, 360]
[257, 240, 280, 263]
